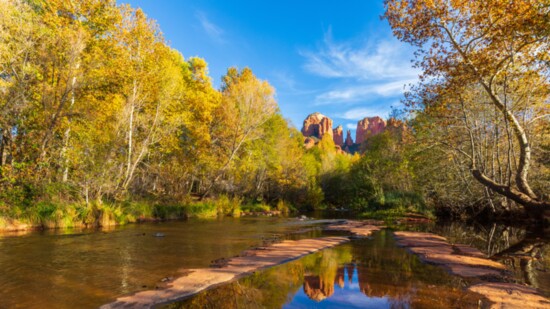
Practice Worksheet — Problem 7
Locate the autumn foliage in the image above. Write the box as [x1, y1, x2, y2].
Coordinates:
[384, 0, 549, 218]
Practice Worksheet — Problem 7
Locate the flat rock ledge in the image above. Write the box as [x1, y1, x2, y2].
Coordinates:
[324, 219, 383, 237]
[394, 231, 549, 308]
[468, 282, 550, 309]
[100, 236, 349, 309]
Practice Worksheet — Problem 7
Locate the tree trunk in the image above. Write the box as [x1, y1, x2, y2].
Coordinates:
[472, 170, 549, 211]
[0, 130, 4, 167]
[442, 25, 545, 212]
[123, 80, 137, 189]
[61, 62, 79, 182]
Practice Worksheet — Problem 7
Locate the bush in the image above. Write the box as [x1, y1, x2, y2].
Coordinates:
[276, 200, 293, 215]
[184, 202, 218, 218]
[214, 195, 242, 217]
[241, 202, 271, 213]
[152, 204, 186, 220]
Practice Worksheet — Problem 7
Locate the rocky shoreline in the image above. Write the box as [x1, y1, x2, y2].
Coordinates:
[394, 231, 550, 308]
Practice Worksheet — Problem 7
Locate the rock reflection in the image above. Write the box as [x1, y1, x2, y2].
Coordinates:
[303, 275, 333, 301]
[167, 230, 481, 309]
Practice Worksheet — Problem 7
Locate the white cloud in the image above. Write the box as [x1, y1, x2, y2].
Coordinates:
[338, 106, 391, 120]
[301, 30, 419, 105]
[301, 31, 419, 81]
[315, 79, 415, 105]
[346, 123, 357, 129]
[196, 11, 224, 43]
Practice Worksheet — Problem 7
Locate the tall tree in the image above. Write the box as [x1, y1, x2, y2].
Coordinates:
[201, 67, 277, 198]
[385, 0, 550, 214]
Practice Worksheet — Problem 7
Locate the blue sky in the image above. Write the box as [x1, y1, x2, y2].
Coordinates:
[122, 0, 419, 137]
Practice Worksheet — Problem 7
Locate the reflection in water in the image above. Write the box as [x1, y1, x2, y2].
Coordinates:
[168, 230, 480, 309]
[431, 222, 550, 297]
[0, 217, 323, 309]
[1, 216, 546, 308]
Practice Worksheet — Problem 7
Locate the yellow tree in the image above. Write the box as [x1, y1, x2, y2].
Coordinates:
[173, 57, 221, 196]
[0, 0, 38, 170]
[385, 0, 550, 213]
[34, 0, 118, 175]
[201, 67, 277, 198]
[111, 6, 179, 193]
[0, 0, 120, 185]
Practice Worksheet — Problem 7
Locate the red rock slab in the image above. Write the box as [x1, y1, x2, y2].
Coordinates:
[452, 244, 487, 258]
[395, 231, 550, 306]
[394, 231, 505, 278]
[423, 253, 506, 270]
[469, 282, 550, 309]
[408, 245, 454, 256]
[394, 231, 447, 241]
[100, 236, 349, 309]
[445, 264, 503, 278]
[324, 220, 383, 237]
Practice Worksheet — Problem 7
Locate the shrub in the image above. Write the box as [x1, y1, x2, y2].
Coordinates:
[276, 200, 293, 215]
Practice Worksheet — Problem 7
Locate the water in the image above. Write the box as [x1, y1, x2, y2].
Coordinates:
[0, 217, 547, 308]
[168, 230, 480, 308]
[430, 222, 550, 297]
[0, 217, 323, 309]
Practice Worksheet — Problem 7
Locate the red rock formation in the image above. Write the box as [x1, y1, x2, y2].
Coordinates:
[333, 125, 343, 146]
[356, 116, 386, 144]
[304, 137, 316, 149]
[336, 267, 345, 289]
[303, 276, 335, 302]
[344, 130, 354, 146]
[301, 112, 333, 139]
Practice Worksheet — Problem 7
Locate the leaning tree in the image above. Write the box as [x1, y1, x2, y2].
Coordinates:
[384, 0, 549, 217]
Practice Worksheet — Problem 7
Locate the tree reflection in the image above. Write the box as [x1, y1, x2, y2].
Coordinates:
[431, 222, 550, 296]
[167, 231, 480, 309]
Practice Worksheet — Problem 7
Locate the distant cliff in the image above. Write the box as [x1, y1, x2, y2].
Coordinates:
[301, 112, 405, 154]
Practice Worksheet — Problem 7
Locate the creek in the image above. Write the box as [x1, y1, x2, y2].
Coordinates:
[0, 216, 547, 308]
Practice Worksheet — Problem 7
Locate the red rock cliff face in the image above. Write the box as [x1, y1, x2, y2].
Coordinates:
[356, 116, 386, 144]
[301, 112, 333, 139]
[333, 125, 343, 146]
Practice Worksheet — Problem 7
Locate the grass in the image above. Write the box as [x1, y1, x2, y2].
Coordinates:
[0, 194, 257, 231]
[241, 202, 271, 213]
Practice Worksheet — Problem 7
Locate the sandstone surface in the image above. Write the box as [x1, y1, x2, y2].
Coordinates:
[356, 116, 386, 144]
[333, 125, 343, 146]
[301, 112, 333, 139]
[101, 236, 349, 309]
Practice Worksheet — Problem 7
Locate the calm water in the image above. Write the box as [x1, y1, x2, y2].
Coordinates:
[169, 230, 481, 308]
[0, 217, 547, 308]
[430, 222, 550, 297]
[0, 217, 323, 309]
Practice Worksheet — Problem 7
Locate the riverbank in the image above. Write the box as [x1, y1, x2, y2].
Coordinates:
[0, 196, 293, 232]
